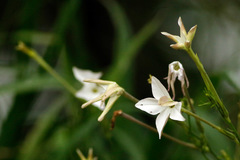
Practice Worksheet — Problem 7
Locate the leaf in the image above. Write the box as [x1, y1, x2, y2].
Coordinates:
[17, 95, 67, 160]
[106, 11, 163, 82]
[0, 74, 60, 95]
[101, 0, 132, 55]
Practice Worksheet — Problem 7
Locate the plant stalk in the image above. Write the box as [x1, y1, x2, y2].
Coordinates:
[16, 42, 77, 96]
[112, 110, 198, 149]
[186, 47, 240, 143]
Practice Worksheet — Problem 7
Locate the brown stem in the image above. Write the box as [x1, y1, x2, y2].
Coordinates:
[111, 110, 198, 150]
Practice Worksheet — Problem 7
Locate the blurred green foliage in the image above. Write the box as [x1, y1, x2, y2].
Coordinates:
[1, 0, 240, 159]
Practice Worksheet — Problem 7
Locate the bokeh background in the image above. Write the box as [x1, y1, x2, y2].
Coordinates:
[1, 0, 240, 159]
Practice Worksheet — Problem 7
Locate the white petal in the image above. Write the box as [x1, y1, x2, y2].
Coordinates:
[72, 67, 102, 82]
[98, 94, 120, 121]
[101, 85, 108, 90]
[75, 84, 105, 109]
[161, 32, 180, 43]
[177, 70, 184, 82]
[93, 101, 105, 111]
[178, 17, 187, 37]
[156, 109, 171, 139]
[135, 98, 165, 115]
[169, 104, 185, 121]
[175, 36, 184, 44]
[75, 84, 104, 99]
[151, 76, 170, 99]
[173, 102, 182, 112]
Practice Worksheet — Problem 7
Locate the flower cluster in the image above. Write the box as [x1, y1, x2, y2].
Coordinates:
[72, 17, 195, 139]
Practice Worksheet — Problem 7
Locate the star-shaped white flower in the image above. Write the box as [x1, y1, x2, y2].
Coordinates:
[73, 67, 105, 110]
[166, 61, 189, 99]
[161, 17, 197, 50]
[135, 76, 185, 139]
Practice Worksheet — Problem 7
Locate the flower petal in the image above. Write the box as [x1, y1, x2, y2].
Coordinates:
[81, 95, 103, 109]
[169, 102, 185, 121]
[151, 76, 170, 99]
[161, 32, 180, 43]
[135, 98, 165, 115]
[93, 101, 105, 110]
[98, 94, 120, 121]
[75, 84, 104, 100]
[173, 102, 182, 112]
[187, 25, 197, 42]
[170, 44, 185, 50]
[169, 108, 185, 121]
[156, 109, 171, 139]
[76, 84, 105, 109]
[73, 67, 102, 82]
[178, 17, 187, 37]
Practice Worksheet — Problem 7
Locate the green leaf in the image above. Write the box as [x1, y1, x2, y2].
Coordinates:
[17, 95, 67, 160]
[113, 127, 146, 160]
[106, 12, 163, 82]
[0, 74, 60, 95]
[101, 0, 132, 55]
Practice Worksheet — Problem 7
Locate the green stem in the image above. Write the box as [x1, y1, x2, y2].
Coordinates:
[186, 48, 225, 114]
[182, 108, 238, 142]
[186, 47, 240, 143]
[16, 42, 77, 96]
[124, 91, 238, 143]
[184, 84, 204, 133]
[184, 85, 218, 158]
[235, 102, 240, 160]
[122, 91, 139, 103]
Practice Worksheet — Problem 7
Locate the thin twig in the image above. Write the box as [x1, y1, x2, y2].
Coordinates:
[122, 91, 139, 103]
[16, 42, 77, 96]
[111, 110, 198, 150]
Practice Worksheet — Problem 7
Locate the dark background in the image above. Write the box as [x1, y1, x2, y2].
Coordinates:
[0, 0, 240, 159]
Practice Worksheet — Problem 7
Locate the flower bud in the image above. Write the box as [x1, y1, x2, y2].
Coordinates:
[166, 61, 189, 99]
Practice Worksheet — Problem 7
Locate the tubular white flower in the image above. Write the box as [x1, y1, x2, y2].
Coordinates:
[81, 79, 124, 122]
[161, 17, 197, 50]
[166, 61, 189, 99]
[72, 67, 105, 110]
[135, 76, 185, 139]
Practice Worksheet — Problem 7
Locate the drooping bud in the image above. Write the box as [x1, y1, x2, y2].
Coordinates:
[165, 61, 189, 99]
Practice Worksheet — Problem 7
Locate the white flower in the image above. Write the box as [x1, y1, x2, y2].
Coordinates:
[81, 79, 124, 122]
[135, 76, 185, 139]
[166, 61, 189, 99]
[72, 67, 105, 110]
[161, 17, 197, 50]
